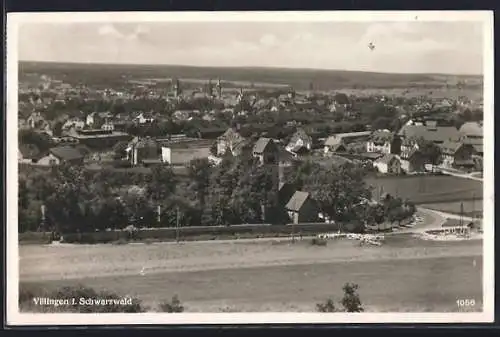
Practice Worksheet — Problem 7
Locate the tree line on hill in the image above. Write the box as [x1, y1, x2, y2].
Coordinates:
[19, 152, 415, 235]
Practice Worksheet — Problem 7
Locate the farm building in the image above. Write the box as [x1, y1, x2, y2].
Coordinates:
[37, 146, 85, 166]
[285, 191, 319, 224]
[439, 140, 475, 169]
[161, 139, 212, 165]
[397, 123, 460, 146]
[324, 131, 371, 155]
[67, 129, 132, 149]
[459, 122, 483, 156]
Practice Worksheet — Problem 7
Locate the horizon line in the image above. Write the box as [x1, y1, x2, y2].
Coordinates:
[18, 59, 483, 77]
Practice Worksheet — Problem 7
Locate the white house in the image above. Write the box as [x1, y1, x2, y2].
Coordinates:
[373, 154, 402, 174]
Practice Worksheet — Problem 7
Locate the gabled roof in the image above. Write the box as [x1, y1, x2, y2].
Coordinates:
[49, 146, 84, 161]
[253, 137, 273, 154]
[459, 122, 483, 138]
[218, 127, 245, 143]
[439, 140, 466, 155]
[285, 191, 311, 212]
[324, 136, 342, 147]
[288, 128, 313, 145]
[397, 125, 460, 143]
[19, 144, 41, 159]
[324, 131, 371, 147]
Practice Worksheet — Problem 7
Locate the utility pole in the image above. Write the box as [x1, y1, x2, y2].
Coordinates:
[176, 205, 180, 243]
[471, 193, 475, 223]
[460, 201, 464, 227]
[157, 205, 161, 226]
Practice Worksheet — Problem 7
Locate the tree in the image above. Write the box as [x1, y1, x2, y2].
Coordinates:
[159, 295, 185, 313]
[187, 158, 212, 209]
[209, 142, 218, 156]
[146, 165, 177, 202]
[341, 283, 364, 312]
[303, 162, 372, 223]
[371, 117, 393, 131]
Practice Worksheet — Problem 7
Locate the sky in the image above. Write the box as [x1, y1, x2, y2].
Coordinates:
[18, 21, 484, 75]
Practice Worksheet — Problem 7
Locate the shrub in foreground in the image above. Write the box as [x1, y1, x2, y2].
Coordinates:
[158, 295, 185, 313]
[316, 283, 364, 313]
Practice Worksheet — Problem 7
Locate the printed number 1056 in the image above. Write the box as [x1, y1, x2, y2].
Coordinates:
[457, 299, 476, 307]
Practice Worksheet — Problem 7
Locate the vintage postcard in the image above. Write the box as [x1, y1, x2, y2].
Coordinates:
[6, 11, 494, 325]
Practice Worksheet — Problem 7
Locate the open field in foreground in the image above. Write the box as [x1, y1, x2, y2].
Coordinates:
[20, 235, 482, 312]
[423, 200, 484, 218]
[365, 175, 483, 204]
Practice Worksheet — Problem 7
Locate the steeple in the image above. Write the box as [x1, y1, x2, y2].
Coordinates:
[207, 78, 213, 96]
[216, 78, 222, 98]
[173, 78, 181, 98]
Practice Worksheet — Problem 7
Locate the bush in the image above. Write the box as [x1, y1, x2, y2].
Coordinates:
[158, 295, 185, 313]
[316, 298, 337, 312]
[341, 283, 364, 312]
[19, 284, 145, 313]
[316, 283, 364, 313]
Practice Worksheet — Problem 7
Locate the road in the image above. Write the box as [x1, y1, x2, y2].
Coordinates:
[439, 169, 483, 182]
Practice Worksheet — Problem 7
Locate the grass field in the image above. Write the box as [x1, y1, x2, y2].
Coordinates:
[365, 175, 483, 204]
[423, 200, 483, 218]
[20, 235, 482, 312]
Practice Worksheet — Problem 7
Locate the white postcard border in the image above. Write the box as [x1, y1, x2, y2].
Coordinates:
[6, 10, 495, 325]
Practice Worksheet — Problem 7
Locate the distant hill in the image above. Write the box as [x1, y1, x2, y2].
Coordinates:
[18, 61, 483, 91]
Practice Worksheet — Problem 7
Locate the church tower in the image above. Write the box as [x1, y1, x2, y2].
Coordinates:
[173, 78, 181, 98]
[207, 78, 213, 97]
[237, 87, 244, 103]
[216, 78, 222, 99]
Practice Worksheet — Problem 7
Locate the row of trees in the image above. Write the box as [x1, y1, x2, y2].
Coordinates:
[19, 149, 416, 234]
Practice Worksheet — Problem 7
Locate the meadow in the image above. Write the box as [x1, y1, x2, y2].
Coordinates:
[20, 235, 482, 312]
[365, 175, 483, 205]
[423, 200, 483, 218]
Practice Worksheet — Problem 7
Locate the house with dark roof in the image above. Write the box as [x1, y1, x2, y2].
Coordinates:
[397, 123, 460, 145]
[324, 131, 371, 156]
[373, 154, 402, 174]
[253, 137, 279, 165]
[285, 191, 318, 224]
[37, 146, 85, 166]
[459, 122, 483, 156]
[439, 140, 475, 169]
[18, 144, 42, 164]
